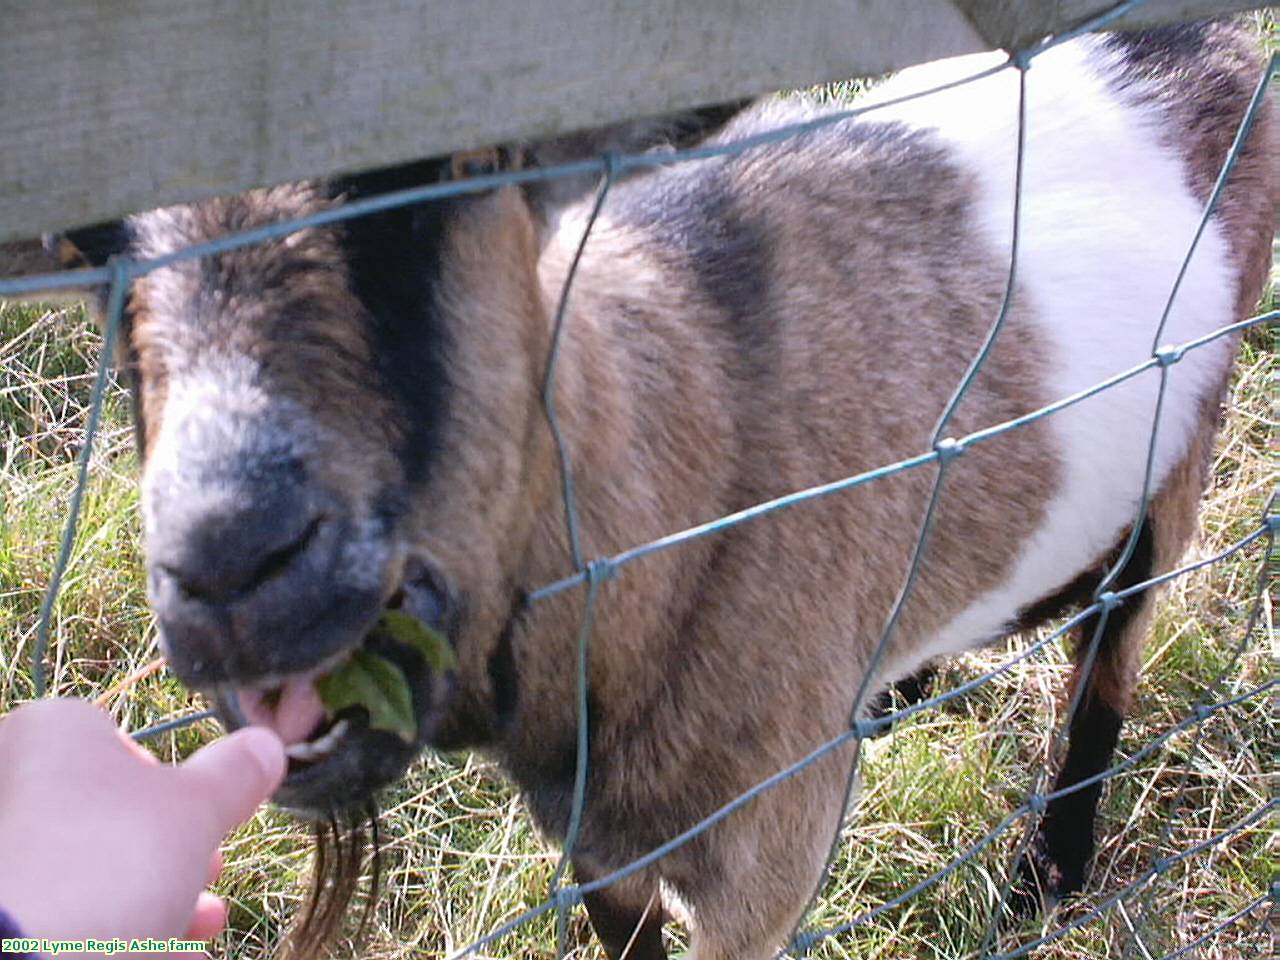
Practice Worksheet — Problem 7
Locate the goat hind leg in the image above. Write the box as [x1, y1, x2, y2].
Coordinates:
[1010, 516, 1157, 916]
[1012, 413, 1217, 915]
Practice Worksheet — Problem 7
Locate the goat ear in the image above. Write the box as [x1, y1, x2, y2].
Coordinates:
[520, 99, 750, 220]
[0, 229, 127, 308]
[449, 145, 523, 181]
[50, 220, 132, 268]
[0, 237, 64, 279]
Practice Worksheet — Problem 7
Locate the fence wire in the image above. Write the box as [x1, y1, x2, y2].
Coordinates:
[0, 0, 1274, 956]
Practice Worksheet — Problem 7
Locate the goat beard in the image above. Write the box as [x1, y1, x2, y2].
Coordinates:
[277, 801, 382, 960]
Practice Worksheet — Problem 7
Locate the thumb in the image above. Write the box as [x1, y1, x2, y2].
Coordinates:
[178, 727, 286, 838]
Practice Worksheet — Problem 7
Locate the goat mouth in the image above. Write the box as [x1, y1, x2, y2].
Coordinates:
[210, 571, 455, 813]
[214, 648, 361, 780]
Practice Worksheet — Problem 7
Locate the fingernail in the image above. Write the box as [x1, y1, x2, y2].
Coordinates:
[238, 726, 286, 785]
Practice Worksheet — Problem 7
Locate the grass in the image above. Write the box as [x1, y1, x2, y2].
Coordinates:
[2, 23, 1277, 957]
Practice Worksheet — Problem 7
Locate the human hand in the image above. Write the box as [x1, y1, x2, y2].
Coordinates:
[0, 698, 284, 950]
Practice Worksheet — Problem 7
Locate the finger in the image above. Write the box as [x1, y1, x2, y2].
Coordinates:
[2, 697, 118, 749]
[184, 891, 228, 940]
[117, 726, 160, 765]
[208, 848, 224, 885]
[0, 699, 134, 778]
[177, 727, 286, 839]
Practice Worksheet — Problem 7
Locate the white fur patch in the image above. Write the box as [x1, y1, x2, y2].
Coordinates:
[865, 40, 1237, 675]
[142, 358, 297, 536]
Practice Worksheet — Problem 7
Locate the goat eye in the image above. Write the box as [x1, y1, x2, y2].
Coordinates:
[450, 148, 502, 179]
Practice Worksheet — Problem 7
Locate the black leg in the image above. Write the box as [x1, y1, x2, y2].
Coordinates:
[1014, 694, 1124, 912]
[1012, 519, 1155, 915]
[575, 864, 667, 960]
[866, 664, 937, 735]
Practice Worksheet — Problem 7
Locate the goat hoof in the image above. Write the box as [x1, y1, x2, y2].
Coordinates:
[1004, 857, 1048, 925]
[1005, 835, 1087, 926]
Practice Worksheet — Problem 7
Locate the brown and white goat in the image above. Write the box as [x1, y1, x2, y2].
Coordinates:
[46, 20, 1275, 960]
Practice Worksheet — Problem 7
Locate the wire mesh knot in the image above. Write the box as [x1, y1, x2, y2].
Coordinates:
[1153, 343, 1184, 367]
[105, 253, 137, 286]
[933, 437, 965, 463]
[1265, 513, 1280, 535]
[551, 883, 582, 911]
[1191, 703, 1213, 724]
[586, 557, 617, 586]
[1095, 590, 1122, 612]
[1150, 857, 1173, 877]
[789, 929, 819, 956]
[1027, 793, 1048, 815]
[600, 150, 623, 182]
[1008, 49, 1034, 72]
[852, 717, 879, 741]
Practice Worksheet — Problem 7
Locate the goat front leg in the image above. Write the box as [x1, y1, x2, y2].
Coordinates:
[575, 861, 667, 960]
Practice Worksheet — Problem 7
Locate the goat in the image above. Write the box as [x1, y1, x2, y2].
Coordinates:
[47, 19, 1274, 960]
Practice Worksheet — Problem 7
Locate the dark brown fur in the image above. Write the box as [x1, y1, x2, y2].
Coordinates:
[278, 809, 381, 960]
[1105, 20, 1278, 324]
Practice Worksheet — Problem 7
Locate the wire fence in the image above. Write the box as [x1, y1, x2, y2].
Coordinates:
[0, 0, 1274, 956]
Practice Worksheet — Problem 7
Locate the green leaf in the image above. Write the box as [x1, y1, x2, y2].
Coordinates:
[312, 611, 455, 744]
[373, 609, 458, 674]
[315, 648, 417, 743]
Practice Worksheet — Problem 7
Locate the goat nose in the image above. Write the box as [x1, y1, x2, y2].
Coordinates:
[147, 485, 323, 604]
[145, 475, 383, 685]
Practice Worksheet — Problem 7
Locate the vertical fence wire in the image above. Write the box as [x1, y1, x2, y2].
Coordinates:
[1118, 51, 1279, 954]
[536, 157, 620, 956]
[982, 47, 1278, 956]
[792, 55, 1031, 956]
[1121, 505, 1277, 957]
[29, 257, 129, 697]
[540, 157, 620, 576]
